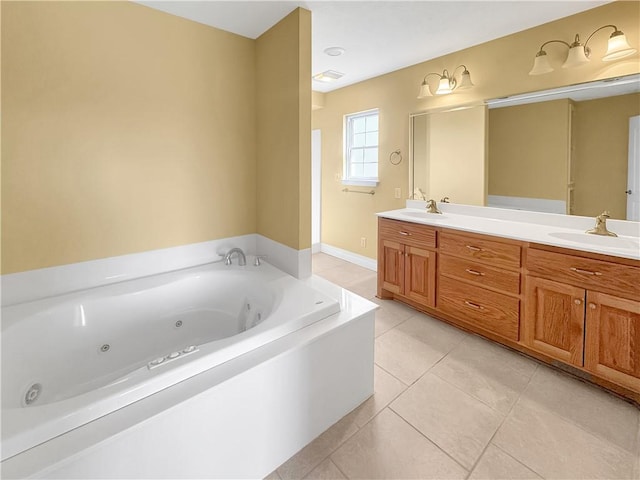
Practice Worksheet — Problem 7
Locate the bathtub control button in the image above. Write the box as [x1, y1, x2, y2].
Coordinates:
[150, 357, 165, 366]
[168, 351, 180, 359]
[183, 345, 196, 353]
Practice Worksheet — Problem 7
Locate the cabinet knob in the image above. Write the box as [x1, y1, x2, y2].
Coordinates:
[574, 299, 582, 305]
[589, 303, 597, 310]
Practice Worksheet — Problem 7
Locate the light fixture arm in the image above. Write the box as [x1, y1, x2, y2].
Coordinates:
[584, 24, 619, 53]
[451, 64, 470, 77]
[536, 39, 571, 54]
[421, 72, 445, 83]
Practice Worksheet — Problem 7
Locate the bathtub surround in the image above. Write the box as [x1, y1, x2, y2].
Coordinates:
[1, 2, 312, 275]
[1, 234, 310, 306]
[313, 1, 639, 261]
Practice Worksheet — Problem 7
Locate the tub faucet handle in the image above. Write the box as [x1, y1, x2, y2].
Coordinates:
[254, 255, 268, 266]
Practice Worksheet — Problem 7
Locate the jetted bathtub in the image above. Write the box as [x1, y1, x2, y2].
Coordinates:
[1, 260, 340, 461]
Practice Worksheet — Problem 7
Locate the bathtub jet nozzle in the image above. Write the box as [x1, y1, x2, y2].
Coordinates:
[24, 383, 42, 406]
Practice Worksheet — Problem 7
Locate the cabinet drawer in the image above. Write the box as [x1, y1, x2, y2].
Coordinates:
[379, 218, 436, 249]
[440, 231, 521, 270]
[439, 254, 520, 295]
[438, 276, 520, 341]
[526, 249, 640, 300]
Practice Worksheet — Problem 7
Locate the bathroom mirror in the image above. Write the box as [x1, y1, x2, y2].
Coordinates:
[410, 74, 640, 220]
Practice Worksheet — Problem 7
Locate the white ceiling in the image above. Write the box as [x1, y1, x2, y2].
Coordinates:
[135, 1, 611, 93]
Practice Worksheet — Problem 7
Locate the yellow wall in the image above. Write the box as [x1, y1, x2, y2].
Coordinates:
[256, 8, 311, 250]
[1, 2, 311, 274]
[489, 99, 571, 201]
[313, 1, 639, 259]
[573, 92, 640, 219]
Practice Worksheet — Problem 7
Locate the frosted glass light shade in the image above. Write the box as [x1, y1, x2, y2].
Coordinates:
[529, 51, 554, 75]
[417, 81, 432, 98]
[458, 70, 474, 89]
[562, 45, 590, 68]
[603, 31, 637, 61]
[435, 77, 453, 95]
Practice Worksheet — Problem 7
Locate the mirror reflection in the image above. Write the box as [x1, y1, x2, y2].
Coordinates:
[410, 75, 640, 220]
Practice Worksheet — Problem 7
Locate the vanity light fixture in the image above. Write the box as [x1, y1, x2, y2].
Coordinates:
[529, 24, 637, 75]
[417, 65, 474, 98]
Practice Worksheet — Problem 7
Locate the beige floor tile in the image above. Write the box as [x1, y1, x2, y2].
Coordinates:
[391, 373, 504, 470]
[276, 414, 359, 480]
[521, 365, 640, 453]
[374, 306, 409, 337]
[468, 444, 542, 480]
[431, 335, 537, 414]
[303, 458, 346, 480]
[344, 274, 378, 298]
[493, 399, 637, 479]
[316, 264, 375, 288]
[370, 296, 417, 319]
[312, 253, 348, 273]
[264, 469, 282, 480]
[635, 416, 640, 480]
[330, 408, 468, 479]
[347, 365, 408, 428]
[375, 314, 467, 384]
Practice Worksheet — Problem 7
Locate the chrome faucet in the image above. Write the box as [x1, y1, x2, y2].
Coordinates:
[426, 199, 442, 214]
[224, 248, 247, 266]
[586, 211, 617, 237]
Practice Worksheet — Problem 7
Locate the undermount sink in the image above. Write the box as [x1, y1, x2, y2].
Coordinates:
[548, 231, 640, 251]
[402, 211, 447, 220]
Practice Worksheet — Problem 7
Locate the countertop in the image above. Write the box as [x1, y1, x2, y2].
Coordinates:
[377, 203, 640, 261]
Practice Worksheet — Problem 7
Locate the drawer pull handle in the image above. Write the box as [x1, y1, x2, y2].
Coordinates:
[466, 245, 483, 252]
[574, 299, 582, 305]
[399, 231, 412, 236]
[465, 268, 485, 276]
[589, 303, 597, 310]
[464, 300, 485, 310]
[570, 267, 602, 276]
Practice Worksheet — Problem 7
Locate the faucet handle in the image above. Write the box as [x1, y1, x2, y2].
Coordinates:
[254, 255, 268, 266]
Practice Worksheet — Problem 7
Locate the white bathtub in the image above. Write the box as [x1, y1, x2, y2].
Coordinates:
[1, 260, 340, 462]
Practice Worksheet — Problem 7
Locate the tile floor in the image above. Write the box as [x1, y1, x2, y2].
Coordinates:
[268, 253, 640, 480]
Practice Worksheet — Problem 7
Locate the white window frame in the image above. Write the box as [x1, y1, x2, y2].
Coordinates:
[342, 108, 379, 187]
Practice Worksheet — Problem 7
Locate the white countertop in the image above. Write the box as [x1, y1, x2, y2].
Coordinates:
[377, 202, 640, 261]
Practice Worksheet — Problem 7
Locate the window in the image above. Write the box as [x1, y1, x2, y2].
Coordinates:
[343, 109, 379, 186]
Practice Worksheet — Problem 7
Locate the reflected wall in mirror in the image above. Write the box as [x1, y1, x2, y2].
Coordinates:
[410, 105, 487, 206]
[410, 75, 640, 220]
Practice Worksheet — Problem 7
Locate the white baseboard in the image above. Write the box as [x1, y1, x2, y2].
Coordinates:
[320, 244, 377, 272]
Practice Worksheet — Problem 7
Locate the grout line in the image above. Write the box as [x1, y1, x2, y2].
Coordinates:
[325, 458, 350, 480]
[388, 405, 471, 474]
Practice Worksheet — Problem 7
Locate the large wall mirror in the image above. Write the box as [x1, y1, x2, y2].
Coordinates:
[410, 74, 640, 220]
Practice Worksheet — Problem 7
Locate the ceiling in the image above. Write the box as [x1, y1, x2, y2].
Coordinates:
[135, 1, 610, 93]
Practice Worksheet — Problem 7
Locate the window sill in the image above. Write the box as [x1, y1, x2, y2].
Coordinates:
[342, 179, 379, 187]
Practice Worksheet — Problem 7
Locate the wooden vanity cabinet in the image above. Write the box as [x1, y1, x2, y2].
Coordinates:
[378, 218, 437, 307]
[438, 231, 522, 341]
[524, 248, 640, 391]
[377, 216, 640, 400]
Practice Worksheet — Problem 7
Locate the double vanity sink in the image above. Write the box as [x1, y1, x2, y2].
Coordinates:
[381, 206, 640, 260]
[376, 202, 640, 403]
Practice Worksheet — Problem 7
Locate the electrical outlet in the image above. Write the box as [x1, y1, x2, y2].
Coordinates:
[394, 187, 401, 199]
[360, 237, 367, 248]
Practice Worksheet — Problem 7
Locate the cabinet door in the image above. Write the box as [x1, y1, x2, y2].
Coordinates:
[380, 239, 404, 295]
[404, 246, 436, 307]
[523, 276, 585, 366]
[585, 292, 640, 391]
